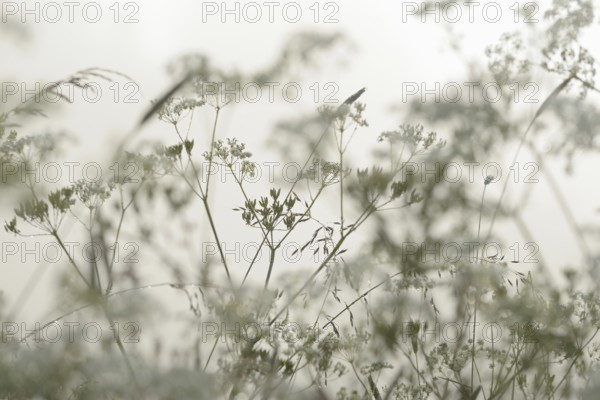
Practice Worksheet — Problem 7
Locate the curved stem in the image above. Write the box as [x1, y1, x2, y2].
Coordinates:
[484, 75, 574, 245]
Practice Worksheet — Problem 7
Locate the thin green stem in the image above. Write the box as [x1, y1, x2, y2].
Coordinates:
[471, 180, 489, 394]
[415, 352, 424, 400]
[286, 273, 335, 391]
[202, 197, 233, 286]
[477, 184, 488, 257]
[99, 298, 142, 396]
[204, 334, 221, 372]
[22, 282, 220, 343]
[490, 328, 495, 398]
[205, 106, 221, 197]
[88, 208, 102, 294]
[471, 301, 478, 394]
[527, 142, 592, 262]
[322, 272, 402, 329]
[52, 230, 92, 289]
[106, 181, 145, 294]
[173, 122, 232, 286]
[174, 123, 206, 199]
[51, 228, 141, 395]
[264, 244, 276, 289]
[339, 128, 345, 236]
[484, 75, 574, 245]
[240, 236, 268, 287]
[350, 359, 369, 395]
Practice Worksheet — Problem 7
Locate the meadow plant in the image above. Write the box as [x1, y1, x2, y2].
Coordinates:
[1, 3, 600, 398]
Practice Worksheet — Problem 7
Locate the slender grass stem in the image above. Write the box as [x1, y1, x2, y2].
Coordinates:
[264, 244, 276, 289]
[52, 230, 92, 289]
[204, 334, 221, 372]
[339, 127, 345, 236]
[173, 121, 233, 287]
[484, 75, 574, 245]
[88, 208, 102, 294]
[205, 106, 221, 197]
[202, 197, 233, 286]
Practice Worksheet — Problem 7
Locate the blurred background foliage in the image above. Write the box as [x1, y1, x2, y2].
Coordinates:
[1, 0, 600, 398]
